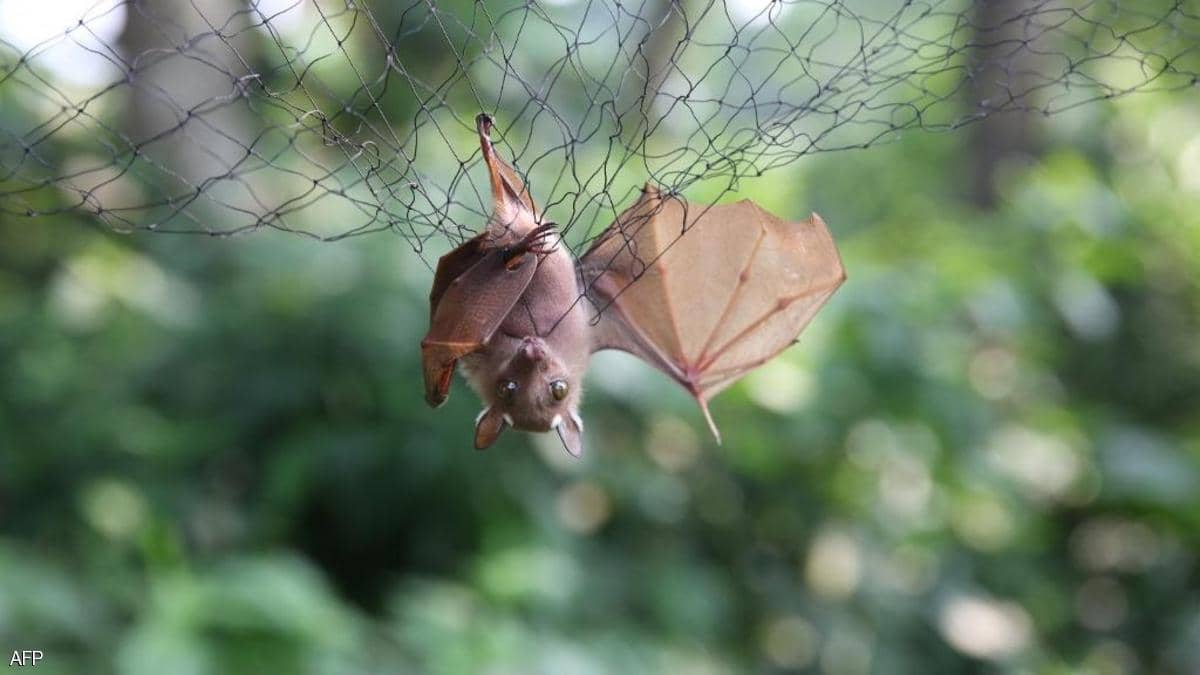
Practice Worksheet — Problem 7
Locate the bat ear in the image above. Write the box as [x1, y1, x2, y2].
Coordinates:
[476, 113, 538, 217]
[474, 406, 508, 450]
[554, 410, 585, 458]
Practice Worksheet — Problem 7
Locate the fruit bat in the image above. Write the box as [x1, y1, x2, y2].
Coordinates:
[420, 114, 845, 456]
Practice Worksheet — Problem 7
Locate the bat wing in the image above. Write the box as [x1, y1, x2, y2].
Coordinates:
[580, 185, 845, 440]
[429, 235, 485, 319]
[421, 246, 537, 407]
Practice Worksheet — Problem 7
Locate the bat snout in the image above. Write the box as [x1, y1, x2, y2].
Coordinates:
[520, 336, 547, 362]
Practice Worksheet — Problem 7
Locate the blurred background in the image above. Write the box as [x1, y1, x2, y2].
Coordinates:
[1, 1, 1199, 674]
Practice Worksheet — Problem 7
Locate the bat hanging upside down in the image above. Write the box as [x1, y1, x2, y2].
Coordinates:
[420, 114, 846, 456]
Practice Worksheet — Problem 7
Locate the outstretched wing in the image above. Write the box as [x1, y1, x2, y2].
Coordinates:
[580, 184, 845, 440]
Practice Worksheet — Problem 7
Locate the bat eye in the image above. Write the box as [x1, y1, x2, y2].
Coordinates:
[549, 379, 569, 401]
[497, 380, 518, 401]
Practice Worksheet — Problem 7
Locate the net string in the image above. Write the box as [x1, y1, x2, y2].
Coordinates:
[0, 0, 1196, 267]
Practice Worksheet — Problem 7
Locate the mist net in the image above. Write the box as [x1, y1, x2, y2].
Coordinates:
[1, 0, 1196, 263]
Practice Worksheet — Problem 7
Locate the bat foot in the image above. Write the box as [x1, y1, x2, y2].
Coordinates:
[504, 223, 558, 264]
[476, 113, 494, 137]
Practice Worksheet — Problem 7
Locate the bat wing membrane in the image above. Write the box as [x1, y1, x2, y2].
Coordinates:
[580, 185, 845, 439]
[421, 245, 538, 407]
[429, 235, 485, 317]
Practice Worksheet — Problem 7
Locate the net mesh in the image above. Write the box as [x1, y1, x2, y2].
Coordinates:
[1, 0, 1197, 263]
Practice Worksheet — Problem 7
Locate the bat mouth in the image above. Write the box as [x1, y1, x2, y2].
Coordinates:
[503, 409, 555, 433]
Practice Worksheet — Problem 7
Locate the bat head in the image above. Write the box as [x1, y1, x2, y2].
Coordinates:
[474, 335, 585, 456]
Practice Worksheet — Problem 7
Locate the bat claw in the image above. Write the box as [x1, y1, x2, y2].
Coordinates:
[476, 113, 494, 138]
[422, 349, 457, 408]
[697, 397, 722, 444]
[504, 223, 559, 262]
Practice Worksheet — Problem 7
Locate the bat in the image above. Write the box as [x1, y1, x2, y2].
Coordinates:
[421, 114, 846, 456]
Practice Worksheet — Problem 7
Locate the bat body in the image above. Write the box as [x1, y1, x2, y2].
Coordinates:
[421, 115, 845, 456]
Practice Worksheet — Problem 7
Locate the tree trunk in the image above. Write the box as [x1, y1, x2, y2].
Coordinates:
[967, 0, 1042, 209]
[119, 0, 255, 203]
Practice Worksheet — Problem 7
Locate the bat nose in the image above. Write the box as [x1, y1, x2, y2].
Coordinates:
[521, 336, 546, 361]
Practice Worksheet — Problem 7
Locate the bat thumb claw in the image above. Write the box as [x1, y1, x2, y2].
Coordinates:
[422, 353, 456, 408]
[697, 398, 722, 444]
